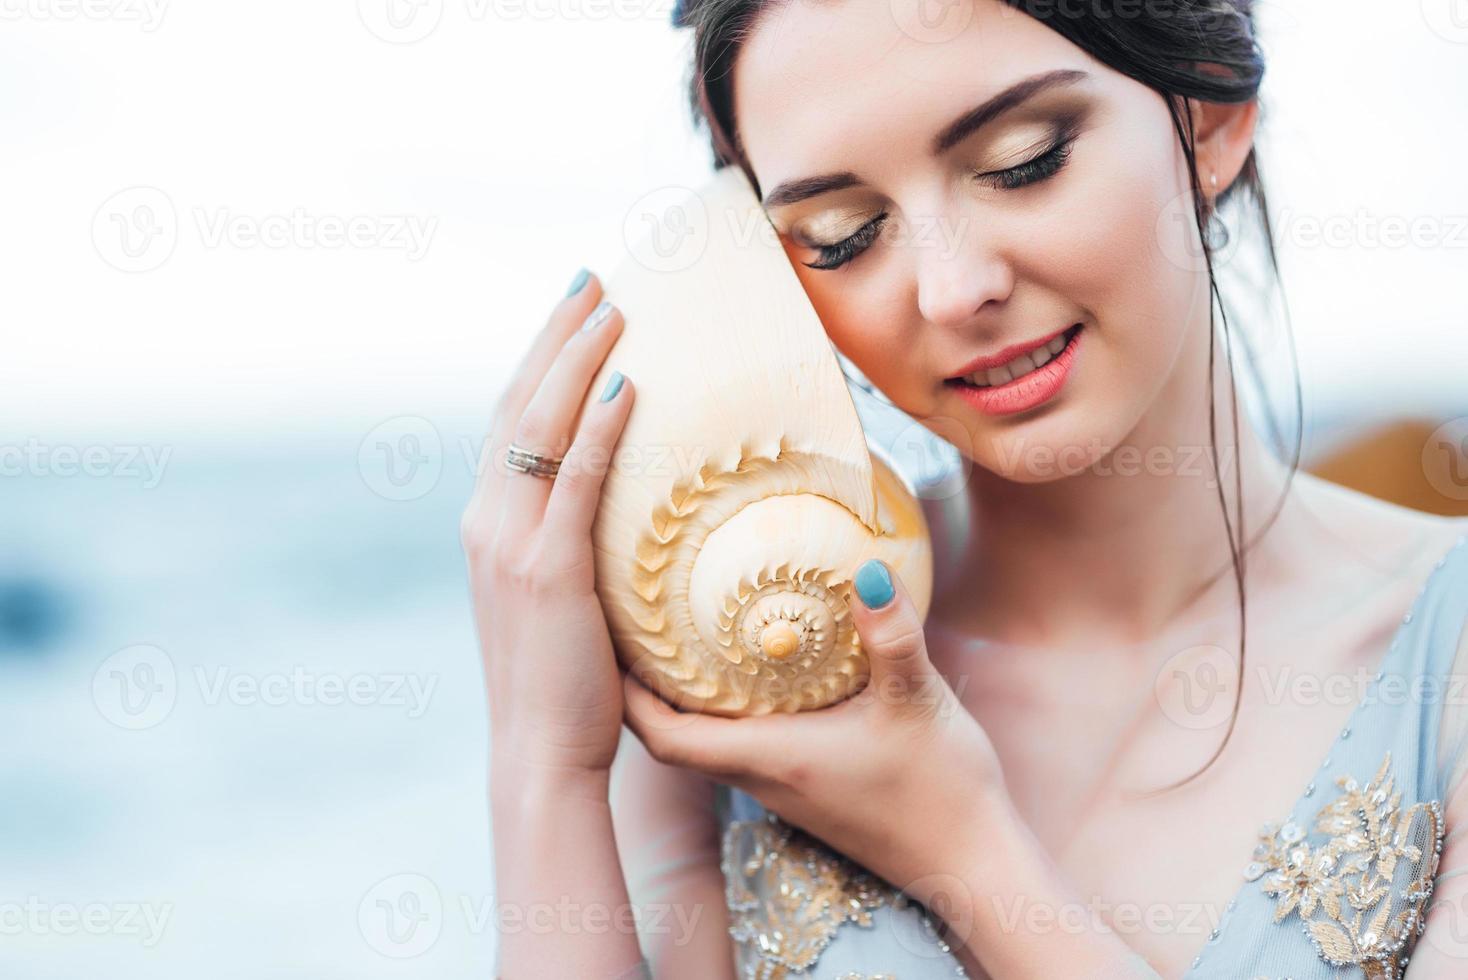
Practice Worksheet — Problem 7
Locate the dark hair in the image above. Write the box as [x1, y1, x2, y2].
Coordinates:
[671, 0, 1303, 793]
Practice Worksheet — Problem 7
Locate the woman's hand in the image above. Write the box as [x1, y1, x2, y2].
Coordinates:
[624, 562, 1163, 977]
[461, 268, 635, 784]
[622, 557, 1008, 901]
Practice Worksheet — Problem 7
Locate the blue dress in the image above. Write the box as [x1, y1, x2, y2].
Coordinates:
[710, 533, 1468, 979]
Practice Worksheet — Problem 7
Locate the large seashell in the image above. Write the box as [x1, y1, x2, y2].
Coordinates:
[573, 167, 933, 716]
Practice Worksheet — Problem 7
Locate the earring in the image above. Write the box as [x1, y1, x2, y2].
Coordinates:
[1211, 173, 1220, 190]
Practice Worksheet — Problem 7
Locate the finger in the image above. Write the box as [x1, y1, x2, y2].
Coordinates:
[621, 673, 775, 781]
[503, 299, 625, 524]
[466, 269, 604, 522]
[542, 370, 633, 543]
[849, 559, 935, 690]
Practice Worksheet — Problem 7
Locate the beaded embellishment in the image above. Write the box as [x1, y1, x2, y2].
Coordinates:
[1242, 751, 1446, 979]
[721, 813, 965, 979]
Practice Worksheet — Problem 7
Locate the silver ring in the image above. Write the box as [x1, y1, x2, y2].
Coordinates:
[505, 444, 562, 479]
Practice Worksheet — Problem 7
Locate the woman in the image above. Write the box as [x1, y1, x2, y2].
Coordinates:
[462, 1, 1468, 976]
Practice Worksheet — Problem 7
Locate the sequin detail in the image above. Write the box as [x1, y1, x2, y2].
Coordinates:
[1245, 751, 1446, 979]
[721, 813, 965, 978]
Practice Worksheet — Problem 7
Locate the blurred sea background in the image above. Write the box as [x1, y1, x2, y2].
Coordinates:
[3, 1, 1466, 976]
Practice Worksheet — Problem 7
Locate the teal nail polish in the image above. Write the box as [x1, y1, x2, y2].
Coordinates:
[854, 559, 894, 609]
[599, 371, 625, 403]
[565, 267, 590, 298]
[581, 300, 613, 333]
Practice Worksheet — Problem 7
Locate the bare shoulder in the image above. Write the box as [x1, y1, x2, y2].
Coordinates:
[1270, 474, 1468, 661]
[1284, 470, 1468, 577]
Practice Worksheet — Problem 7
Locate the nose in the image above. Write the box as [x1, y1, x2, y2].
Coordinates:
[912, 211, 1015, 328]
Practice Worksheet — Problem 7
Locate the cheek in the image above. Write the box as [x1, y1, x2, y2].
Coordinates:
[780, 236, 921, 395]
[1017, 107, 1206, 404]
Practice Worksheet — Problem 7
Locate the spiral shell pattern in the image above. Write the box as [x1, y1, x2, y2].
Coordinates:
[613, 439, 930, 716]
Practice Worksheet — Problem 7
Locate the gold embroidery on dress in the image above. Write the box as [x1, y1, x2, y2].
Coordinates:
[1243, 751, 1446, 980]
[721, 812, 966, 979]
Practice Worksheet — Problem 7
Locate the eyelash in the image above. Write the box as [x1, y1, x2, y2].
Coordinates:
[804, 212, 889, 271]
[977, 133, 1076, 191]
[802, 133, 1077, 271]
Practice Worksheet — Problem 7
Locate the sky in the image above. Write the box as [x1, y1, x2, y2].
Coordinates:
[3, 0, 1465, 453]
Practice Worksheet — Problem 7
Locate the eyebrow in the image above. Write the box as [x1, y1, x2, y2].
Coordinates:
[760, 68, 1090, 211]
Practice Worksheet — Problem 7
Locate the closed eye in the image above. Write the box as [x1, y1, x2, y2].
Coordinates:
[974, 131, 1077, 191]
[803, 212, 888, 271]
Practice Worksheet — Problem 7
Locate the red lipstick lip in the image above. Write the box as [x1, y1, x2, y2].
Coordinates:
[947, 323, 1078, 378]
[945, 324, 1083, 416]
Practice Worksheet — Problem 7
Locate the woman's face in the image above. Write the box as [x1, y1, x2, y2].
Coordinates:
[734, 0, 1217, 483]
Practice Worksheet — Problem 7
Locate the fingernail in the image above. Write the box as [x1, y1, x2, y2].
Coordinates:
[599, 371, 625, 403]
[854, 559, 894, 609]
[581, 300, 614, 333]
[565, 267, 590, 298]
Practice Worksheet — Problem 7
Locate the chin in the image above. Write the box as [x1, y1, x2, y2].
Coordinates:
[959, 409, 1118, 486]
